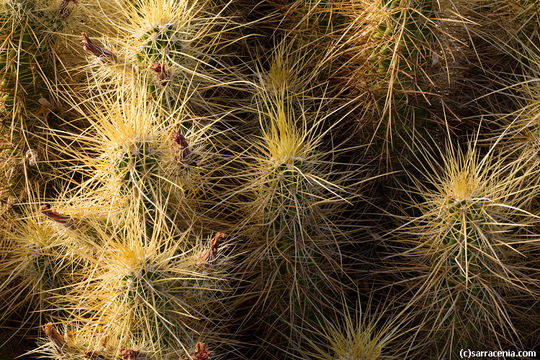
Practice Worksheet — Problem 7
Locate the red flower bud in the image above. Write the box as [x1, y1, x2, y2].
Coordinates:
[172, 132, 191, 162]
[199, 233, 225, 266]
[150, 63, 171, 82]
[192, 342, 210, 360]
[82, 33, 116, 63]
[40, 204, 78, 229]
[43, 323, 66, 353]
[119, 348, 145, 360]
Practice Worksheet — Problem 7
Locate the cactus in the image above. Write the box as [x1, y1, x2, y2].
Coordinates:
[54, 215, 230, 359]
[35, 322, 221, 360]
[0, 0, 81, 206]
[233, 57, 367, 357]
[0, 0, 79, 119]
[71, 0, 241, 112]
[0, 203, 86, 327]
[496, 43, 540, 208]
[298, 293, 413, 360]
[0, 0, 539, 358]
[34, 322, 151, 360]
[367, 0, 434, 161]
[394, 142, 540, 357]
[45, 89, 224, 232]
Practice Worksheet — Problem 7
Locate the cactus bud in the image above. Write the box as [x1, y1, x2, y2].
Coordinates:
[40, 204, 78, 229]
[192, 343, 210, 360]
[150, 63, 170, 83]
[172, 132, 191, 162]
[81, 33, 116, 63]
[199, 233, 225, 266]
[119, 348, 146, 360]
[43, 323, 66, 353]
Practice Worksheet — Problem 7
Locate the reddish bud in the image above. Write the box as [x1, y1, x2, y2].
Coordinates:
[150, 64, 171, 82]
[40, 204, 78, 229]
[172, 132, 189, 148]
[82, 33, 116, 63]
[199, 233, 225, 266]
[192, 343, 210, 360]
[172, 132, 191, 162]
[119, 348, 145, 360]
[43, 323, 66, 353]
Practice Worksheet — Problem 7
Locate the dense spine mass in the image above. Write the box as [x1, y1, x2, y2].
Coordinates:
[0, 0, 538, 359]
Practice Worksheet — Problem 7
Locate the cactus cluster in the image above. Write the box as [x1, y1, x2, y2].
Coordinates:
[394, 143, 539, 355]
[0, 0, 539, 359]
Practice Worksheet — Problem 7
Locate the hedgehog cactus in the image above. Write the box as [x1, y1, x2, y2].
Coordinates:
[235, 61, 365, 356]
[0, 1, 42, 120]
[0, 0, 539, 358]
[298, 294, 412, 360]
[0, 0, 78, 118]
[0, 204, 85, 326]
[475, 37, 540, 222]
[36, 322, 150, 360]
[498, 47, 540, 199]
[72, 0, 239, 112]
[396, 143, 540, 357]
[368, 0, 433, 151]
[370, 0, 434, 75]
[46, 90, 214, 229]
[54, 216, 230, 359]
[0, 0, 80, 205]
[295, 0, 437, 164]
[37, 323, 218, 360]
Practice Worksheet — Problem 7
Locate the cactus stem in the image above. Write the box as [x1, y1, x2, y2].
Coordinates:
[58, 0, 78, 19]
